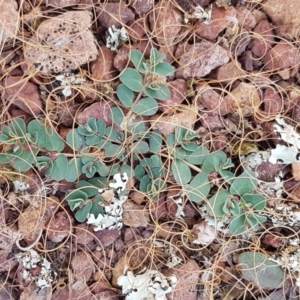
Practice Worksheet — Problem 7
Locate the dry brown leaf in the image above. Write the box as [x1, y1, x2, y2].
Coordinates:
[150, 104, 197, 136]
[18, 196, 59, 245]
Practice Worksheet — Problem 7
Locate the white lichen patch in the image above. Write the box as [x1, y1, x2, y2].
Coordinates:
[269, 144, 299, 164]
[263, 202, 300, 227]
[269, 241, 300, 287]
[106, 25, 128, 51]
[87, 173, 129, 231]
[87, 195, 127, 231]
[184, 4, 212, 24]
[13, 180, 30, 193]
[242, 151, 271, 171]
[274, 117, 300, 149]
[155, 241, 182, 268]
[55, 72, 86, 97]
[15, 249, 56, 288]
[117, 265, 177, 300]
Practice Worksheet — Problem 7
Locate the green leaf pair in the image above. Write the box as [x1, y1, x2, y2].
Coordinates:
[117, 48, 175, 116]
[66, 181, 105, 222]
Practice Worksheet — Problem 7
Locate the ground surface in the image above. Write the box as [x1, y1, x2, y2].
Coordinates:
[1, 0, 300, 299]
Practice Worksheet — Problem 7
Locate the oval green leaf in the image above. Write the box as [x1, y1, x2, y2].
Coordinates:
[132, 97, 158, 116]
[120, 68, 143, 92]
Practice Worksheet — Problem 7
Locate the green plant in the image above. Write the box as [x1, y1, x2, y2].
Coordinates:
[116, 48, 175, 116]
[238, 251, 284, 289]
[207, 170, 267, 234]
[66, 178, 106, 222]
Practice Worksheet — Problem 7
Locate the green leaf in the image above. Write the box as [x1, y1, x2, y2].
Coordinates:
[90, 196, 105, 217]
[184, 146, 210, 165]
[238, 252, 284, 289]
[130, 49, 147, 73]
[149, 130, 162, 153]
[78, 118, 97, 136]
[186, 172, 210, 202]
[144, 84, 170, 100]
[13, 149, 39, 172]
[76, 180, 100, 197]
[86, 134, 102, 146]
[96, 120, 106, 137]
[120, 68, 144, 92]
[132, 97, 158, 116]
[129, 140, 149, 154]
[229, 215, 246, 234]
[230, 171, 257, 196]
[110, 107, 124, 126]
[175, 127, 186, 143]
[219, 169, 235, 183]
[151, 62, 175, 76]
[75, 202, 92, 222]
[0, 147, 22, 164]
[202, 151, 227, 173]
[246, 213, 261, 231]
[65, 158, 83, 182]
[116, 84, 134, 108]
[10, 118, 27, 143]
[66, 129, 85, 151]
[67, 199, 82, 211]
[181, 142, 198, 152]
[242, 194, 265, 211]
[66, 189, 88, 210]
[135, 165, 145, 180]
[140, 174, 151, 192]
[207, 189, 230, 217]
[48, 154, 68, 181]
[104, 143, 122, 157]
[105, 126, 117, 141]
[171, 159, 191, 184]
[149, 48, 165, 66]
[27, 120, 47, 148]
[213, 154, 227, 172]
[0, 134, 9, 142]
[44, 127, 64, 152]
[166, 134, 175, 147]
